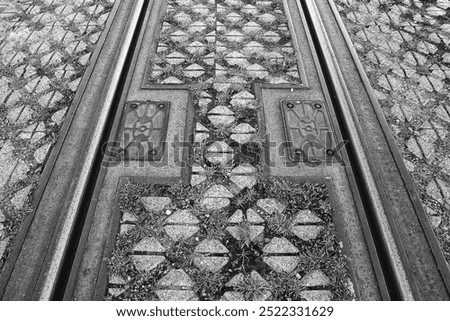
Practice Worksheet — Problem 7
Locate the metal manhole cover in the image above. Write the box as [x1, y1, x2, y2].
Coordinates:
[280, 100, 336, 163]
[118, 101, 170, 161]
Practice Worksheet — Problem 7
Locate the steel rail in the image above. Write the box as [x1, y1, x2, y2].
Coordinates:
[300, 0, 414, 300]
[36, 0, 147, 300]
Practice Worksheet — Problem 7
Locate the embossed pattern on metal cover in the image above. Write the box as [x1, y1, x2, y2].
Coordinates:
[119, 101, 170, 161]
[281, 100, 336, 162]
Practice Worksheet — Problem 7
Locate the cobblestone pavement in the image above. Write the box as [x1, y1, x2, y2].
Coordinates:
[334, 0, 450, 263]
[0, 0, 115, 269]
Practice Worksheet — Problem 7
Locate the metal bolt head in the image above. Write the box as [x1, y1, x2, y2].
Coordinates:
[158, 103, 165, 109]
[314, 103, 322, 109]
[326, 149, 334, 156]
[287, 103, 294, 108]
[130, 103, 138, 109]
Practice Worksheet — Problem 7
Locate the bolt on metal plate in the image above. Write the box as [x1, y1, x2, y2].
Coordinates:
[280, 100, 336, 163]
[118, 101, 170, 161]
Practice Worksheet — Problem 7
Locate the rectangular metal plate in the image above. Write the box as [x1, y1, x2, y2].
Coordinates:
[280, 99, 336, 162]
[118, 101, 170, 161]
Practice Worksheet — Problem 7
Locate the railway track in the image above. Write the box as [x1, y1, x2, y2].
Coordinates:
[1, 0, 449, 301]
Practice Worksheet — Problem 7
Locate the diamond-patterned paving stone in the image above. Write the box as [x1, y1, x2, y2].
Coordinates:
[158, 269, 194, 288]
[225, 51, 249, 66]
[174, 12, 191, 25]
[228, 209, 244, 223]
[226, 270, 267, 287]
[242, 21, 262, 34]
[108, 288, 126, 297]
[232, 123, 256, 134]
[226, 12, 242, 23]
[200, 197, 230, 210]
[156, 290, 198, 301]
[133, 237, 166, 253]
[175, 0, 192, 6]
[243, 41, 265, 54]
[192, 4, 209, 15]
[269, 76, 290, 84]
[191, 174, 207, 186]
[225, 30, 245, 42]
[194, 239, 230, 271]
[246, 208, 264, 223]
[291, 225, 324, 241]
[165, 52, 186, 64]
[184, 63, 205, 78]
[204, 141, 234, 165]
[140, 197, 171, 213]
[246, 64, 269, 79]
[241, 4, 258, 15]
[119, 224, 134, 234]
[262, 31, 281, 43]
[165, 226, 200, 241]
[258, 13, 277, 24]
[209, 105, 234, 115]
[263, 237, 298, 254]
[170, 30, 189, 43]
[131, 255, 165, 272]
[204, 184, 233, 198]
[256, 1, 272, 8]
[193, 255, 229, 272]
[186, 41, 207, 55]
[196, 123, 210, 134]
[188, 21, 207, 33]
[195, 132, 209, 143]
[226, 224, 264, 242]
[161, 76, 183, 84]
[208, 108, 236, 127]
[301, 290, 333, 301]
[109, 274, 127, 285]
[225, 0, 243, 7]
[230, 133, 253, 144]
[257, 198, 286, 214]
[299, 270, 331, 287]
[230, 163, 257, 175]
[195, 238, 229, 254]
[165, 209, 198, 224]
[263, 256, 299, 273]
[293, 210, 323, 224]
[164, 209, 200, 241]
[230, 90, 257, 108]
[230, 175, 257, 190]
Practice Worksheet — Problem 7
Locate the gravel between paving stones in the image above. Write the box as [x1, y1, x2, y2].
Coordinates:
[0, 0, 115, 271]
[334, 0, 450, 264]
